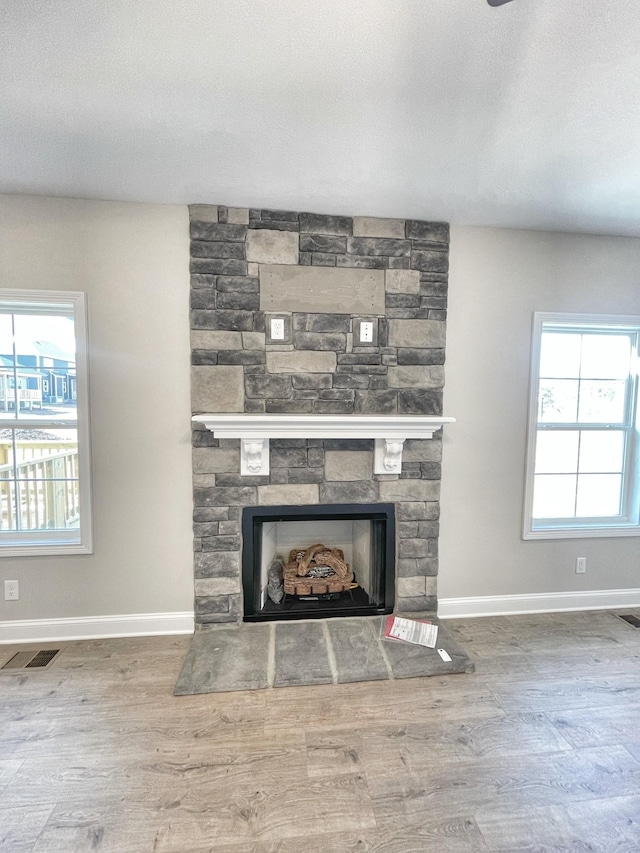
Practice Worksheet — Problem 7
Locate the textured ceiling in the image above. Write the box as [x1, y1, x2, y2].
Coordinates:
[2, 0, 640, 235]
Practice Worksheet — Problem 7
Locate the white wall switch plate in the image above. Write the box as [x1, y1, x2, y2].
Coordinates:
[360, 321, 374, 343]
[4, 580, 19, 601]
[354, 317, 377, 346]
[270, 318, 285, 340]
[576, 557, 587, 574]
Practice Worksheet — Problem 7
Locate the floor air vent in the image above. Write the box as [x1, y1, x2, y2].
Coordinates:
[616, 614, 640, 629]
[0, 648, 61, 673]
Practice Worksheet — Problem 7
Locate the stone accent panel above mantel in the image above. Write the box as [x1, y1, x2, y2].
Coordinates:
[260, 265, 386, 314]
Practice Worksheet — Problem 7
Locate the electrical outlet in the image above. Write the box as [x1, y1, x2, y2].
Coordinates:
[270, 318, 285, 340]
[4, 580, 19, 601]
[575, 557, 587, 574]
[360, 321, 374, 343]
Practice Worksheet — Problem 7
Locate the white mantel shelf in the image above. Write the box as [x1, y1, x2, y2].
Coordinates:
[192, 414, 455, 476]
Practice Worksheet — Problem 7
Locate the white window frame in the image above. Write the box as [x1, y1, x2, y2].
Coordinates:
[523, 312, 640, 540]
[0, 290, 93, 556]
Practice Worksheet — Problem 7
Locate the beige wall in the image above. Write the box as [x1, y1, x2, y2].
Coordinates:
[440, 226, 640, 601]
[0, 194, 193, 621]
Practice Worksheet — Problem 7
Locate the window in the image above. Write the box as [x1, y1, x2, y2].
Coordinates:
[524, 313, 640, 539]
[0, 291, 92, 555]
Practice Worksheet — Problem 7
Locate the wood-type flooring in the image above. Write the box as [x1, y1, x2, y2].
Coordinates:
[1, 609, 640, 851]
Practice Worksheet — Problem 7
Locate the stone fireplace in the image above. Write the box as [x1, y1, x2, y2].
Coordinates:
[190, 205, 451, 627]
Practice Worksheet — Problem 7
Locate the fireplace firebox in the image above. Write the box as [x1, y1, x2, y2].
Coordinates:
[242, 503, 395, 622]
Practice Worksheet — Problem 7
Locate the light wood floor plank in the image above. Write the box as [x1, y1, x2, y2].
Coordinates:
[152, 773, 377, 850]
[474, 795, 640, 852]
[370, 745, 640, 829]
[216, 816, 492, 853]
[549, 704, 640, 749]
[30, 801, 168, 853]
[0, 804, 55, 853]
[489, 674, 640, 713]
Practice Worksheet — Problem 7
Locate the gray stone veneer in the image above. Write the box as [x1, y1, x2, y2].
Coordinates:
[190, 205, 449, 626]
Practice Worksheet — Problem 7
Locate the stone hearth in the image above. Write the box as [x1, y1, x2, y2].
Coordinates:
[190, 205, 450, 626]
[175, 615, 474, 694]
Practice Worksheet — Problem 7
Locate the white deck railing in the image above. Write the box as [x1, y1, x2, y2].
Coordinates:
[0, 449, 79, 531]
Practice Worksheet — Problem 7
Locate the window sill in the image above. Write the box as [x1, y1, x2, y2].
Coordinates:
[524, 526, 640, 541]
[0, 541, 93, 557]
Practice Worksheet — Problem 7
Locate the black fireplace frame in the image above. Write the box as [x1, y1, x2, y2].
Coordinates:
[241, 502, 396, 622]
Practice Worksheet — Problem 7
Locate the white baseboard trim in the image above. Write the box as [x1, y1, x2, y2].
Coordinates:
[438, 588, 640, 620]
[0, 611, 195, 644]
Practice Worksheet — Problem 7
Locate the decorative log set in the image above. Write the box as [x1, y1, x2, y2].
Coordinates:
[296, 543, 349, 578]
[283, 544, 355, 596]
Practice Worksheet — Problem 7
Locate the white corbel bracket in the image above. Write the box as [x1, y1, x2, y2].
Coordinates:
[241, 438, 269, 476]
[374, 438, 405, 474]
